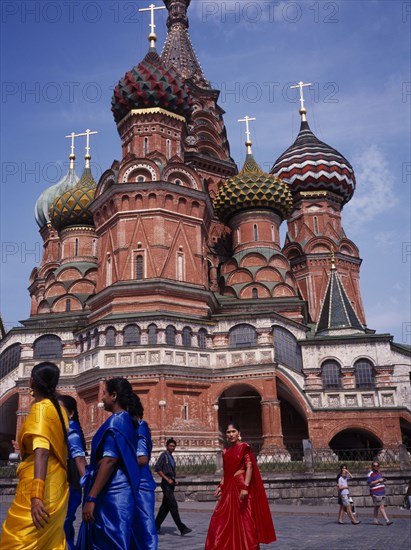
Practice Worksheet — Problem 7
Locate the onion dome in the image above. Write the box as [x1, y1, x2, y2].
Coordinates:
[214, 153, 293, 222]
[112, 49, 191, 124]
[271, 110, 355, 204]
[35, 155, 79, 229]
[49, 163, 96, 231]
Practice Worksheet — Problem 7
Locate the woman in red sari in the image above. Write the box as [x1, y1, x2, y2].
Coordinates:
[205, 423, 276, 550]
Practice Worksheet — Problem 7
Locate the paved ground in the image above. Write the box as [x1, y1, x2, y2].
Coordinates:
[1, 496, 410, 549]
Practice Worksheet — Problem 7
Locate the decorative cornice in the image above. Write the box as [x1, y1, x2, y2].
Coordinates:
[117, 107, 187, 128]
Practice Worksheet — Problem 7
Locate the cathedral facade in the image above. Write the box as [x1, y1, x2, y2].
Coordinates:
[1, 0, 410, 457]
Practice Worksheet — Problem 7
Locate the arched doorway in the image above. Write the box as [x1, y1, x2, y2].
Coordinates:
[218, 385, 262, 453]
[330, 429, 382, 461]
[277, 379, 309, 460]
[0, 393, 18, 459]
[400, 419, 411, 452]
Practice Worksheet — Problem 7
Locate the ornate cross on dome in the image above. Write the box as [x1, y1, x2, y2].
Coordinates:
[238, 116, 256, 155]
[139, 3, 166, 49]
[75, 129, 98, 168]
[290, 81, 312, 121]
[65, 131, 84, 170]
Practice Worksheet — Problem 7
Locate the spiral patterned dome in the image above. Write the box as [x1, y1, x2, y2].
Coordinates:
[214, 154, 293, 222]
[35, 163, 79, 229]
[112, 50, 191, 124]
[271, 120, 356, 204]
[49, 167, 96, 231]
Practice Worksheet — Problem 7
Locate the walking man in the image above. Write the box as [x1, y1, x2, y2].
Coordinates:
[367, 460, 393, 525]
[154, 438, 192, 536]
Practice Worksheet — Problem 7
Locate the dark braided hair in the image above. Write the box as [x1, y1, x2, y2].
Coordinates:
[31, 362, 67, 445]
[105, 378, 138, 428]
[133, 393, 144, 420]
[57, 394, 87, 454]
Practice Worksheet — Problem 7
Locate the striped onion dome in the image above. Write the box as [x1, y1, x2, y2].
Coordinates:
[49, 166, 96, 231]
[214, 153, 293, 222]
[112, 49, 191, 124]
[35, 161, 79, 229]
[271, 119, 356, 204]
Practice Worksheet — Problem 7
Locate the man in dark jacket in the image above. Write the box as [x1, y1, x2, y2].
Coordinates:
[154, 438, 192, 536]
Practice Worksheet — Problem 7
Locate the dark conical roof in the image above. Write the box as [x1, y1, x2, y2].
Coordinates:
[271, 119, 356, 204]
[316, 266, 363, 333]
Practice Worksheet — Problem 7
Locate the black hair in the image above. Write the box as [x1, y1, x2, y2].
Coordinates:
[340, 464, 347, 471]
[166, 438, 177, 447]
[225, 422, 240, 432]
[105, 378, 138, 427]
[57, 394, 87, 454]
[132, 393, 144, 420]
[31, 362, 67, 445]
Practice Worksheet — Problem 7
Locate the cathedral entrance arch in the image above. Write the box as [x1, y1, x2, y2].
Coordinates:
[217, 385, 262, 452]
[277, 379, 308, 459]
[330, 429, 382, 461]
[0, 393, 18, 459]
[400, 419, 411, 452]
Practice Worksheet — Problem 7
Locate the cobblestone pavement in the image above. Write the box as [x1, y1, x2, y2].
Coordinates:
[1, 496, 410, 549]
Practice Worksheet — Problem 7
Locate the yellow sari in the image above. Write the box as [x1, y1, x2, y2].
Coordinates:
[1, 399, 69, 549]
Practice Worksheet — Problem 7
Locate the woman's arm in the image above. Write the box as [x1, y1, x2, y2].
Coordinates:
[240, 461, 253, 500]
[75, 456, 87, 478]
[82, 457, 118, 523]
[31, 448, 50, 529]
[138, 455, 149, 466]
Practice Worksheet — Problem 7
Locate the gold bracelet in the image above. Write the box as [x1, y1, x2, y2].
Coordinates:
[31, 478, 45, 500]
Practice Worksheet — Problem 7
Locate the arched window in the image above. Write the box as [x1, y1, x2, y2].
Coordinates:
[148, 324, 158, 345]
[74, 238, 79, 256]
[144, 137, 149, 155]
[313, 216, 319, 234]
[165, 325, 176, 346]
[93, 328, 100, 347]
[252, 288, 258, 299]
[182, 326, 192, 347]
[33, 335, 63, 359]
[253, 224, 258, 241]
[65, 298, 71, 312]
[355, 359, 375, 388]
[273, 326, 303, 372]
[78, 335, 84, 353]
[0, 343, 21, 379]
[321, 360, 342, 389]
[85, 331, 91, 351]
[124, 324, 141, 346]
[136, 255, 143, 280]
[197, 328, 207, 349]
[105, 327, 116, 347]
[229, 324, 257, 348]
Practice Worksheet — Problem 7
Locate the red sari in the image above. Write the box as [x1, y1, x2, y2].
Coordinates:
[205, 442, 276, 550]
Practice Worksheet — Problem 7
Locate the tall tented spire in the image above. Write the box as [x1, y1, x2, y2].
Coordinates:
[316, 260, 364, 334]
[161, 0, 208, 87]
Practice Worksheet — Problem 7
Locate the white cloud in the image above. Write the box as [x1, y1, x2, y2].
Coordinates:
[343, 145, 398, 233]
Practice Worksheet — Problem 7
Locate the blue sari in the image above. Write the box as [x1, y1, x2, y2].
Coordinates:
[77, 411, 140, 550]
[65, 420, 86, 550]
[135, 420, 158, 550]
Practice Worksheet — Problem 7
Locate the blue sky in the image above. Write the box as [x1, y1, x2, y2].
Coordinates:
[1, 0, 410, 343]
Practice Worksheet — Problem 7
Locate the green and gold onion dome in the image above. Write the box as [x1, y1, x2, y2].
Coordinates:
[35, 155, 79, 229]
[214, 153, 293, 222]
[49, 162, 96, 231]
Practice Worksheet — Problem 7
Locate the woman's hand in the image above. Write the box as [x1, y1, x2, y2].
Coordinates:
[240, 489, 249, 500]
[215, 486, 222, 497]
[82, 501, 95, 523]
[31, 498, 49, 529]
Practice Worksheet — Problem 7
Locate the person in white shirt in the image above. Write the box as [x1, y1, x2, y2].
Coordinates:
[337, 464, 360, 525]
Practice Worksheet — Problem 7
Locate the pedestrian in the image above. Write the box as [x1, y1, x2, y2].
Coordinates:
[154, 438, 192, 536]
[133, 393, 158, 549]
[367, 460, 393, 525]
[205, 422, 276, 549]
[77, 377, 141, 549]
[0, 362, 69, 549]
[336, 464, 360, 524]
[57, 394, 87, 550]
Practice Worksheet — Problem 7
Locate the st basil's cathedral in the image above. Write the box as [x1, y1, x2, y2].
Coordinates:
[0, 0, 410, 459]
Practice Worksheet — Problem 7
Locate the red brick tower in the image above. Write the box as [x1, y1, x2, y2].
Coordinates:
[271, 87, 365, 325]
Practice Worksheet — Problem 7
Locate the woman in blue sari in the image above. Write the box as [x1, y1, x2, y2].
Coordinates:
[58, 394, 87, 550]
[133, 393, 158, 550]
[77, 378, 140, 550]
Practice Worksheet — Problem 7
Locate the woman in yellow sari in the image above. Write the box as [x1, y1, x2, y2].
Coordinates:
[1, 362, 69, 549]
